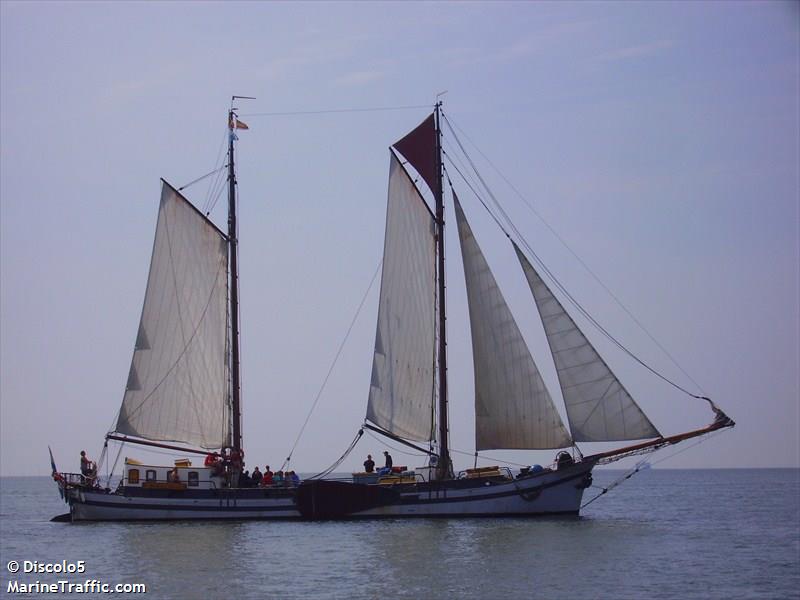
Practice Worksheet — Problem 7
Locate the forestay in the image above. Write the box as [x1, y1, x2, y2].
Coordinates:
[514, 244, 660, 442]
[454, 197, 573, 450]
[366, 154, 437, 442]
[115, 182, 231, 449]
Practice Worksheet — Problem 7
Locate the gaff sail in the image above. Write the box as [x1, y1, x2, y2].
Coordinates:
[366, 154, 437, 442]
[114, 182, 231, 450]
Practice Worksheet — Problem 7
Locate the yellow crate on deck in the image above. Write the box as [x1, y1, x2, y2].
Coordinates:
[378, 475, 416, 485]
[465, 466, 503, 478]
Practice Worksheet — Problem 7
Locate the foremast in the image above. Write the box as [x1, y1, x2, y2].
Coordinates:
[228, 106, 243, 455]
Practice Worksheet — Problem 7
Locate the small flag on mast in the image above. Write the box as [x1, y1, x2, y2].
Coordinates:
[229, 117, 249, 130]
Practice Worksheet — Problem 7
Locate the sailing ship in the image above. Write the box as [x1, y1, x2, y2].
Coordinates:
[51, 103, 733, 522]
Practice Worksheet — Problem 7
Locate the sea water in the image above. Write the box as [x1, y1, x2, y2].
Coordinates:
[0, 469, 797, 599]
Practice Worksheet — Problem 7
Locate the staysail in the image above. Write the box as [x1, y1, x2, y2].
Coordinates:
[114, 182, 231, 449]
[366, 154, 437, 441]
[454, 197, 573, 450]
[514, 244, 660, 442]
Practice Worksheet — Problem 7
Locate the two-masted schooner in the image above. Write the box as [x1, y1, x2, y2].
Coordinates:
[52, 102, 733, 522]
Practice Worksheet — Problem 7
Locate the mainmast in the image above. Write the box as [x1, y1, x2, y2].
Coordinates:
[434, 101, 452, 480]
[228, 107, 243, 454]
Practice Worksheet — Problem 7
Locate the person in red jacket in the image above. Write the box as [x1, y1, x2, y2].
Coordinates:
[261, 466, 274, 486]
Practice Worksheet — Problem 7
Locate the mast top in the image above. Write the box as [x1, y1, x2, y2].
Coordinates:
[230, 95, 256, 112]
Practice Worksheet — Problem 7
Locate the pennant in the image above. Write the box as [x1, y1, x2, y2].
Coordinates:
[229, 118, 249, 130]
[48, 445, 57, 475]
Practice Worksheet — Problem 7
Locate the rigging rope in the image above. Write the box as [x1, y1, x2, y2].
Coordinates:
[307, 429, 364, 480]
[178, 165, 228, 193]
[99, 403, 125, 482]
[442, 112, 708, 396]
[281, 259, 383, 470]
[363, 429, 428, 459]
[97, 441, 108, 485]
[580, 428, 727, 508]
[647, 427, 727, 467]
[107, 441, 124, 488]
[241, 104, 432, 118]
[440, 112, 712, 405]
[205, 176, 227, 216]
[203, 128, 230, 214]
[442, 157, 506, 234]
[449, 447, 531, 468]
[581, 459, 650, 509]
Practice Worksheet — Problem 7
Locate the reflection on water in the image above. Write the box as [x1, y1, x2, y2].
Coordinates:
[1, 470, 798, 600]
[112, 522, 242, 597]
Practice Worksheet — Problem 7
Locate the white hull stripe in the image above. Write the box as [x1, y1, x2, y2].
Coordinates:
[394, 470, 589, 505]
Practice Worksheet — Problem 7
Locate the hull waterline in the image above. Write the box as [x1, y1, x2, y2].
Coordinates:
[59, 462, 594, 522]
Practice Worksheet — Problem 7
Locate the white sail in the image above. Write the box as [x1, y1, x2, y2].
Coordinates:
[514, 244, 660, 442]
[454, 198, 573, 450]
[115, 182, 231, 449]
[366, 154, 437, 442]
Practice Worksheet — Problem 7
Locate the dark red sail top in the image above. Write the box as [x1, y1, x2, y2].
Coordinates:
[392, 113, 438, 195]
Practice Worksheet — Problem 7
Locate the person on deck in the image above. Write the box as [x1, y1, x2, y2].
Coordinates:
[221, 448, 232, 487]
[274, 470, 284, 485]
[230, 448, 244, 488]
[378, 451, 394, 476]
[168, 467, 180, 483]
[363, 454, 375, 473]
[210, 457, 224, 477]
[289, 471, 300, 486]
[251, 466, 262, 486]
[240, 470, 251, 488]
[79, 451, 96, 484]
[261, 466, 274, 486]
[80, 451, 91, 475]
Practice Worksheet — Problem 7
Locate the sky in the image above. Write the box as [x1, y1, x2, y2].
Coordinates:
[1, 1, 798, 477]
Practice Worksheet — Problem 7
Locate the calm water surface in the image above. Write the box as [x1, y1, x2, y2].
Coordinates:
[1, 469, 798, 599]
